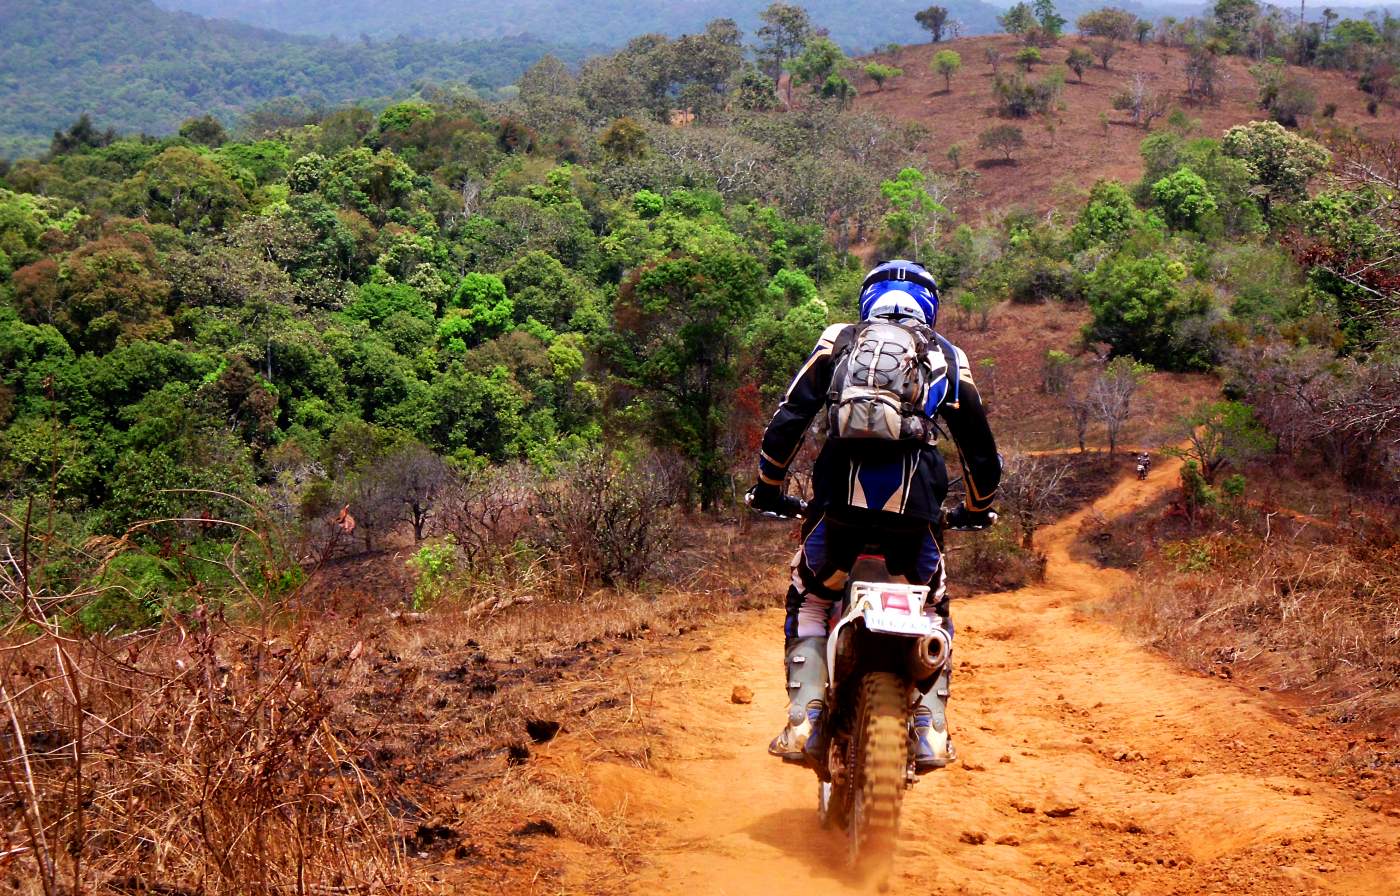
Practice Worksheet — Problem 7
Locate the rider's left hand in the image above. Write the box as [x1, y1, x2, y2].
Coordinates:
[946, 505, 998, 531]
[746, 482, 805, 519]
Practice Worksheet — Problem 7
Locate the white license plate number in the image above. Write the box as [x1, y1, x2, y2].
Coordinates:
[863, 609, 934, 636]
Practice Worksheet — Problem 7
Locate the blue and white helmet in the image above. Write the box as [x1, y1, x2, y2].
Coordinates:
[858, 259, 939, 327]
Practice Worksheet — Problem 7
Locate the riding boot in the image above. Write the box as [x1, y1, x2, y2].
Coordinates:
[768, 636, 828, 760]
[912, 666, 955, 773]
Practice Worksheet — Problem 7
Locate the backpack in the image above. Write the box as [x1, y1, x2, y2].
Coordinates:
[826, 321, 961, 443]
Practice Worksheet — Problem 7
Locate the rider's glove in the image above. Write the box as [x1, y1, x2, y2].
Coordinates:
[746, 482, 803, 519]
[946, 505, 998, 531]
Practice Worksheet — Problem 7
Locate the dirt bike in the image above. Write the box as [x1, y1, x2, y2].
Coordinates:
[746, 494, 955, 880]
[1136, 456, 1150, 480]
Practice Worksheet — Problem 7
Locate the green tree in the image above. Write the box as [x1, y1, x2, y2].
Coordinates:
[1033, 0, 1067, 37]
[820, 75, 857, 108]
[864, 63, 903, 91]
[442, 272, 513, 349]
[1172, 400, 1275, 483]
[377, 101, 436, 134]
[1086, 252, 1214, 369]
[1212, 0, 1260, 53]
[1066, 47, 1094, 81]
[345, 281, 435, 325]
[114, 146, 248, 232]
[999, 2, 1038, 35]
[1151, 167, 1219, 231]
[606, 251, 765, 511]
[1015, 47, 1043, 70]
[1070, 180, 1143, 248]
[757, 2, 813, 86]
[734, 66, 780, 111]
[1219, 120, 1330, 215]
[178, 114, 228, 146]
[915, 6, 951, 42]
[932, 50, 963, 90]
[14, 234, 173, 354]
[879, 167, 949, 257]
[790, 37, 849, 94]
[599, 116, 649, 161]
[979, 124, 1026, 161]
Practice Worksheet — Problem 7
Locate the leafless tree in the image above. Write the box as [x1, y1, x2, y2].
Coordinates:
[1064, 395, 1093, 452]
[383, 443, 453, 541]
[1184, 43, 1222, 101]
[646, 126, 774, 199]
[337, 442, 453, 550]
[1090, 38, 1121, 69]
[1113, 72, 1171, 128]
[534, 449, 677, 590]
[1228, 343, 1399, 489]
[985, 46, 1003, 75]
[1088, 356, 1149, 454]
[998, 450, 1073, 548]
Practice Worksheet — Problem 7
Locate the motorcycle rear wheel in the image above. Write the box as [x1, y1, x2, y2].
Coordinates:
[848, 671, 907, 880]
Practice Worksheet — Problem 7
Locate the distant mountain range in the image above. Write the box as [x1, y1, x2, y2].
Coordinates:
[0, 0, 588, 160]
[153, 0, 1399, 49]
[148, 0, 1198, 50]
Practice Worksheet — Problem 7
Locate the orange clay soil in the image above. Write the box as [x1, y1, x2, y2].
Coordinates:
[525, 455, 1400, 896]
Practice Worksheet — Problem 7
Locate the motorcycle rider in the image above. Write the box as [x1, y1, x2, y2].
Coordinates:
[1135, 451, 1151, 479]
[747, 260, 1001, 773]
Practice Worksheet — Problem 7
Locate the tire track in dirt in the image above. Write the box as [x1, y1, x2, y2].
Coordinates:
[553, 459, 1400, 895]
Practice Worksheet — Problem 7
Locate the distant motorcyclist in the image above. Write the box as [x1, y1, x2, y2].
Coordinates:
[1135, 451, 1151, 481]
[746, 260, 1001, 773]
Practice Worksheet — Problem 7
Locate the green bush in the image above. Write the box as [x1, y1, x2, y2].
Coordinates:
[406, 536, 458, 610]
[1085, 251, 1217, 369]
[1151, 167, 1218, 232]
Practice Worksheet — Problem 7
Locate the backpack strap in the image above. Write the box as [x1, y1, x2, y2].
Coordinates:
[933, 333, 961, 411]
[826, 323, 858, 403]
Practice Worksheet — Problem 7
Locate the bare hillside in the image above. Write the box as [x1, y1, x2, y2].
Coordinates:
[855, 35, 1400, 218]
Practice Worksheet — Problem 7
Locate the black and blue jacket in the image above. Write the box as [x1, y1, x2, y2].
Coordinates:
[757, 323, 1001, 523]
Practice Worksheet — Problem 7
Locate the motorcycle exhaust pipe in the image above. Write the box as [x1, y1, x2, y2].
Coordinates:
[912, 629, 951, 678]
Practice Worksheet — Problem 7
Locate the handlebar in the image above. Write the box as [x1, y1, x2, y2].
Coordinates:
[744, 492, 997, 531]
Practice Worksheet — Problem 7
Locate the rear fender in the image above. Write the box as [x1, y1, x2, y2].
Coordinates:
[826, 581, 941, 692]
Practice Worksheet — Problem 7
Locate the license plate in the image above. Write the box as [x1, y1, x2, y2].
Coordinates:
[863, 609, 935, 636]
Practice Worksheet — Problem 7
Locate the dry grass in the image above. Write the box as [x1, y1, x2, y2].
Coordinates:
[0, 618, 420, 896]
[1105, 527, 1400, 725]
[0, 499, 789, 896]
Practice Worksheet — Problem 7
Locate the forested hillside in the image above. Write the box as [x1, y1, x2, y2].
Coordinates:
[0, 0, 587, 159]
[153, 0, 1008, 45]
[152, 0, 1210, 48]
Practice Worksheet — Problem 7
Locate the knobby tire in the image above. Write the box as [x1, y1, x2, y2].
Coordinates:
[849, 671, 907, 881]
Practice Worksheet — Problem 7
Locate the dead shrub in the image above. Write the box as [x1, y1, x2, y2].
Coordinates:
[534, 449, 678, 591]
[436, 461, 535, 570]
[1107, 533, 1400, 722]
[951, 524, 1046, 593]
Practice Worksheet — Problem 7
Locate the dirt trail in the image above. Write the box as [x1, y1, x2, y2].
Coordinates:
[553, 461, 1400, 895]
